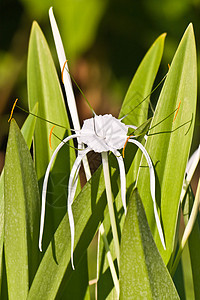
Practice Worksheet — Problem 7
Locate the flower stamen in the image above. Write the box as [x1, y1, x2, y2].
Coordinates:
[173, 100, 181, 122]
[49, 125, 56, 150]
[62, 60, 68, 83]
[8, 98, 18, 122]
[122, 135, 133, 158]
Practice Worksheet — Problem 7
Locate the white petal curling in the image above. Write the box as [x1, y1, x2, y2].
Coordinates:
[67, 147, 91, 269]
[112, 150, 127, 215]
[39, 134, 80, 252]
[128, 138, 166, 250]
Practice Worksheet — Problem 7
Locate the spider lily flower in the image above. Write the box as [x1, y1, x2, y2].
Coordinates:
[39, 114, 166, 268]
[39, 8, 166, 269]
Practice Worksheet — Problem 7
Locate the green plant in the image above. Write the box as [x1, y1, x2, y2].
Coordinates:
[0, 8, 199, 300]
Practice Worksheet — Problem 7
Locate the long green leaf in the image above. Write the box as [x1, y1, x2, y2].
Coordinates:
[120, 33, 166, 187]
[27, 20, 89, 294]
[27, 21, 79, 250]
[4, 120, 40, 299]
[0, 106, 38, 296]
[120, 188, 179, 299]
[137, 24, 197, 263]
[97, 34, 166, 298]
[27, 165, 107, 299]
[183, 186, 200, 299]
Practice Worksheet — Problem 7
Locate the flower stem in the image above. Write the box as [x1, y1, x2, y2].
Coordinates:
[99, 224, 119, 297]
[101, 151, 120, 266]
[170, 177, 200, 277]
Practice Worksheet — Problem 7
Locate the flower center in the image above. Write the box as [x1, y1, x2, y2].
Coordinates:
[79, 114, 128, 153]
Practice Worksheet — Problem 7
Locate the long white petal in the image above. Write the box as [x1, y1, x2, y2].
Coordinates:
[67, 148, 91, 269]
[127, 125, 147, 140]
[39, 134, 80, 252]
[49, 7, 91, 182]
[128, 138, 166, 250]
[112, 150, 127, 214]
[180, 144, 200, 203]
[49, 7, 80, 132]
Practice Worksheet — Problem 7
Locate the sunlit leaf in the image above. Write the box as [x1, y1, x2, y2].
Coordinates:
[97, 34, 166, 298]
[0, 108, 37, 296]
[137, 24, 197, 263]
[27, 21, 79, 251]
[4, 120, 40, 298]
[120, 188, 179, 299]
[27, 165, 107, 299]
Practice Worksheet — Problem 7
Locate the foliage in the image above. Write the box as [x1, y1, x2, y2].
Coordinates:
[0, 12, 199, 300]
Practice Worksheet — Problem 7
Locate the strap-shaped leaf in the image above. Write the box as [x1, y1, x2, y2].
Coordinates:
[27, 164, 107, 299]
[4, 120, 40, 299]
[137, 24, 197, 263]
[97, 34, 166, 298]
[120, 188, 179, 299]
[27, 21, 79, 251]
[0, 106, 37, 296]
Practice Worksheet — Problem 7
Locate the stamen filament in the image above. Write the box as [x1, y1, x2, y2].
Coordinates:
[49, 125, 56, 150]
[102, 151, 120, 266]
[8, 98, 18, 122]
[62, 60, 68, 83]
[122, 135, 133, 158]
[173, 100, 181, 122]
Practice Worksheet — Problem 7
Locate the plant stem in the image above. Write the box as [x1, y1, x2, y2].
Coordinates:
[101, 151, 120, 266]
[99, 224, 119, 297]
[171, 177, 200, 277]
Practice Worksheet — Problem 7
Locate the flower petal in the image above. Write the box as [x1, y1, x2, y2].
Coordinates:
[180, 144, 200, 203]
[112, 150, 127, 214]
[67, 147, 91, 269]
[49, 7, 81, 132]
[39, 134, 80, 252]
[49, 7, 92, 182]
[128, 138, 166, 250]
[127, 125, 147, 140]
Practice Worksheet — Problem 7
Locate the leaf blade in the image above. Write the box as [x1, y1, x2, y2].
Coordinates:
[4, 120, 40, 298]
[137, 24, 197, 263]
[120, 189, 179, 299]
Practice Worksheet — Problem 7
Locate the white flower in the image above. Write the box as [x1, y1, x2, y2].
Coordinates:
[39, 7, 166, 270]
[39, 113, 166, 268]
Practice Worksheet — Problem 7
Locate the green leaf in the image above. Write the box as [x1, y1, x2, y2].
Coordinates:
[28, 21, 75, 179]
[120, 32, 166, 192]
[21, 103, 38, 149]
[27, 165, 107, 299]
[119, 33, 166, 125]
[27, 21, 79, 250]
[188, 215, 200, 299]
[183, 186, 200, 299]
[0, 171, 4, 294]
[0, 108, 38, 295]
[137, 24, 197, 263]
[120, 188, 179, 299]
[4, 120, 40, 299]
[97, 34, 166, 298]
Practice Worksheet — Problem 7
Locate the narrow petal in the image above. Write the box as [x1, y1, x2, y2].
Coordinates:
[127, 125, 147, 140]
[67, 148, 91, 269]
[49, 7, 81, 132]
[39, 134, 80, 252]
[180, 144, 200, 203]
[128, 138, 166, 250]
[49, 8, 91, 181]
[112, 150, 127, 214]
